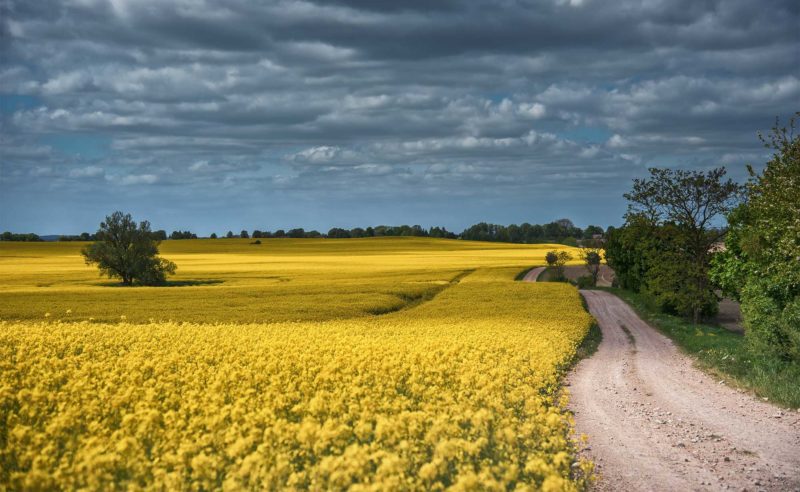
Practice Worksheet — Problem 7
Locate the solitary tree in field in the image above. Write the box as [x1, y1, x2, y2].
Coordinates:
[81, 211, 177, 286]
[545, 250, 572, 281]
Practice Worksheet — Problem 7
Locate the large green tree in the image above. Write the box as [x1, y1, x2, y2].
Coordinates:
[712, 116, 800, 361]
[608, 167, 742, 323]
[82, 211, 176, 286]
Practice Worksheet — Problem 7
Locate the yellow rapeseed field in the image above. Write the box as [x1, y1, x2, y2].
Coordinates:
[0, 237, 583, 323]
[1, 239, 593, 490]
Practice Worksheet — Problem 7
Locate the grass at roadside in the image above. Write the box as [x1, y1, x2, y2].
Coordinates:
[599, 287, 800, 409]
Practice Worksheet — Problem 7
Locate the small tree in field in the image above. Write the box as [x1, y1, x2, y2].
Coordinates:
[81, 211, 176, 286]
[580, 247, 603, 287]
[545, 250, 572, 281]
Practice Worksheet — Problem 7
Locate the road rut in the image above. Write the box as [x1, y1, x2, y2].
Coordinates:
[521, 271, 800, 490]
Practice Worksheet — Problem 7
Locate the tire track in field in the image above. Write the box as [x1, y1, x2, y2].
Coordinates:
[369, 269, 474, 315]
[522, 272, 800, 491]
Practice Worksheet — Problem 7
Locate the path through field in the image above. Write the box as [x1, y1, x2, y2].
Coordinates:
[523, 274, 800, 491]
[522, 266, 546, 282]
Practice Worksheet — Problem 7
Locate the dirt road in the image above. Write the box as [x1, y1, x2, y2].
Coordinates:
[573, 291, 800, 491]
[521, 272, 800, 490]
[522, 266, 546, 282]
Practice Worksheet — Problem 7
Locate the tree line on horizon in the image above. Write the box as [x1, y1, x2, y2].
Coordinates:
[2, 219, 608, 245]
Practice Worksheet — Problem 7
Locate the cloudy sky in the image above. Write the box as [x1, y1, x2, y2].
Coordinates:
[1, 0, 798, 235]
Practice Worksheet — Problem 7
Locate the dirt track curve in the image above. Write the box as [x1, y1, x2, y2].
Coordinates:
[523, 274, 800, 491]
[522, 266, 546, 282]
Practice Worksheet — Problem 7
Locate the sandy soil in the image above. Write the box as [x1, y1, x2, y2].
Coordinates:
[569, 290, 800, 491]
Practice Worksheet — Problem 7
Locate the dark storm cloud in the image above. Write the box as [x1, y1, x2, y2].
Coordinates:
[1, 0, 798, 233]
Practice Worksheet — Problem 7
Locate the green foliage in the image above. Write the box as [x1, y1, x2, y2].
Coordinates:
[545, 250, 572, 281]
[575, 275, 596, 289]
[579, 248, 602, 287]
[711, 115, 800, 362]
[560, 236, 578, 247]
[609, 167, 742, 322]
[604, 215, 654, 292]
[460, 219, 587, 244]
[1, 232, 42, 242]
[81, 211, 177, 286]
[169, 230, 196, 240]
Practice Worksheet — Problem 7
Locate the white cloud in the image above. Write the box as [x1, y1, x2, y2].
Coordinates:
[110, 173, 159, 185]
[518, 102, 546, 119]
[189, 160, 210, 171]
[69, 166, 105, 178]
[41, 71, 91, 95]
[290, 146, 344, 163]
[607, 134, 629, 148]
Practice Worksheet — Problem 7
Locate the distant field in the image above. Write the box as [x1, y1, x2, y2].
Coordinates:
[1, 239, 593, 490]
[0, 237, 583, 323]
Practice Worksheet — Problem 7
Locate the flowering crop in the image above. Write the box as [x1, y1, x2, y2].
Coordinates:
[1, 239, 593, 490]
[0, 237, 583, 324]
[1, 266, 593, 490]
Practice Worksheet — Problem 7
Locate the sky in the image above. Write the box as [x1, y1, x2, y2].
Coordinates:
[1, 0, 798, 235]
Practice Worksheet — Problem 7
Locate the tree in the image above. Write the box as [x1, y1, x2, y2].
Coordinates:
[226, 231, 234, 239]
[711, 115, 800, 361]
[622, 167, 743, 323]
[210, 233, 218, 239]
[580, 248, 603, 287]
[1, 232, 42, 242]
[81, 211, 176, 286]
[561, 236, 578, 247]
[545, 250, 572, 281]
[328, 227, 351, 239]
[605, 214, 658, 292]
[583, 225, 604, 239]
[240, 230, 249, 239]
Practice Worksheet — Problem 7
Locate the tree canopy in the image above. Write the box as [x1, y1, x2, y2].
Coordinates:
[712, 115, 800, 361]
[81, 211, 177, 286]
[607, 167, 742, 322]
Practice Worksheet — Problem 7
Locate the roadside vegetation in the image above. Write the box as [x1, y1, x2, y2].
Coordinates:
[596, 115, 800, 408]
[711, 116, 800, 365]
